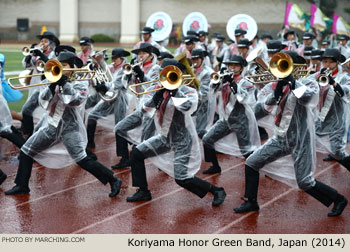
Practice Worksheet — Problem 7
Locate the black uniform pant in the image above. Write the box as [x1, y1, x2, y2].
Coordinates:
[131, 135, 211, 198]
[202, 118, 251, 157]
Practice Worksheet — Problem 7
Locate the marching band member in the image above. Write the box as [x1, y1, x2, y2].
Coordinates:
[210, 34, 228, 71]
[266, 40, 286, 61]
[234, 50, 348, 217]
[178, 35, 199, 59]
[157, 51, 174, 66]
[19, 31, 59, 136]
[109, 48, 130, 75]
[190, 49, 214, 137]
[201, 55, 260, 174]
[4, 51, 122, 197]
[282, 29, 298, 51]
[86, 48, 131, 153]
[336, 34, 350, 59]
[313, 48, 350, 170]
[77, 37, 95, 66]
[297, 32, 315, 56]
[198, 30, 209, 52]
[223, 28, 247, 62]
[112, 43, 161, 169]
[133, 27, 161, 51]
[126, 58, 226, 206]
[320, 40, 330, 51]
[310, 49, 323, 73]
[303, 46, 314, 67]
[237, 38, 252, 59]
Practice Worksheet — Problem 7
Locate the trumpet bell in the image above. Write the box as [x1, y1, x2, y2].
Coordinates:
[22, 47, 31, 56]
[159, 65, 183, 90]
[44, 59, 63, 82]
[210, 72, 221, 84]
[122, 64, 133, 75]
[270, 52, 293, 79]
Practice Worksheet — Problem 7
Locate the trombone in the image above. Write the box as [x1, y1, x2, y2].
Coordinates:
[128, 65, 195, 96]
[8, 59, 95, 90]
[245, 52, 307, 86]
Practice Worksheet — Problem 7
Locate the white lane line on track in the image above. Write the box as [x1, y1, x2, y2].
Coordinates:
[71, 161, 246, 234]
[213, 162, 340, 234]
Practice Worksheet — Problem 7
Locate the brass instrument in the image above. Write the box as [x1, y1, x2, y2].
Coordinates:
[175, 52, 200, 90]
[318, 68, 332, 87]
[128, 65, 195, 96]
[22, 45, 42, 56]
[245, 52, 303, 85]
[246, 47, 269, 72]
[8, 59, 95, 90]
[293, 65, 316, 78]
[210, 70, 233, 84]
[88, 49, 119, 102]
[245, 47, 273, 86]
[122, 62, 143, 75]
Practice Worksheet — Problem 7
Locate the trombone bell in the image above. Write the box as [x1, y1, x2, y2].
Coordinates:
[159, 65, 182, 90]
[269, 52, 293, 79]
[128, 65, 194, 95]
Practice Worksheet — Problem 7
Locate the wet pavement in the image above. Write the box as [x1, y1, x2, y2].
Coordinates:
[0, 125, 349, 234]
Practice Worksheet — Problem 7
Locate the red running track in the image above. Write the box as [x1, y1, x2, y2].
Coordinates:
[0, 125, 349, 234]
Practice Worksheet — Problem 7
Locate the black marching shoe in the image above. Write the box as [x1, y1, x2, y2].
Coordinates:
[328, 196, 348, 217]
[233, 198, 260, 213]
[109, 178, 122, 197]
[0, 173, 7, 185]
[111, 158, 131, 169]
[126, 189, 152, 202]
[202, 166, 221, 174]
[212, 188, 226, 206]
[323, 155, 336, 161]
[4, 185, 30, 195]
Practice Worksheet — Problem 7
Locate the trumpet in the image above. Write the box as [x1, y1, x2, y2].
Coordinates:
[8, 59, 95, 90]
[128, 65, 194, 96]
[318, 68, 332, 87]
[22, 45, 42, 56]
[122, 62, 143, 75]
[210, 71, 233, 84]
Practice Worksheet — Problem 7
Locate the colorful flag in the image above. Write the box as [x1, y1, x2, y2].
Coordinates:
[332, 13, 350, 35]
[310, 3, 332, 32]
[284, 2, 310, 31]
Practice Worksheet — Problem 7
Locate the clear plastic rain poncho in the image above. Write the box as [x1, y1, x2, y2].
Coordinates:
[21, 79, 89, 168]
[87, 61, 136, 130]
[0, 55, 13, 134]
[114, 86, 157, 146]
[247, 77, 319, 190]
[254, 82, 279, 137]
[136, 84, 202, 180]
[121, 54, 160, 109]
[21, 50, 56, 119]
[311, 68, 350, 159]
[192, 65, 214, 136]
[114, 55, 161, 144]
[204, 77, 261, 158]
